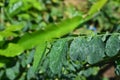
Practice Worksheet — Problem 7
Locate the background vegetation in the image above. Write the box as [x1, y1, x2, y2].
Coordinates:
[0, 0, 120, 80]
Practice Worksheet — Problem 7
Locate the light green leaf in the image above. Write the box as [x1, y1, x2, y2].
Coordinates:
[0, 23, 24, 38]
[18, 16, 83, 50]
[0, 43, 23, 57]
[88, 0, 108, 16]
[0, 0, 106, 57]
[33, 43, 46, 72]
[0, 62, 5, 68]
[9, 1, 23, 16]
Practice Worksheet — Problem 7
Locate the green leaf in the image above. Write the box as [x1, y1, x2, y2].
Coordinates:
[0, 62, 5, 68]
[106, 35, 120, 57]
[32, 1, 43, 11]
[88, 0, 108, 16]
[9, 1, 23, 16]
[70, 37, 89, 61]
[0, 0, 106, 57]
[0, 43, 23, 57]
[27, 67, 35, 80]
[32, 43, 46, 72]
[87, 36, 105, 64]
[6, 62, 20, 80]
[49, 39, 68, 74]
[6, 68, 16, 80]
[26, 49, 35, 64]
[70, 36, 105, 64]
[0, 23, 24, 38]
[5, 61, 20, 80]
[18, 16, 83, 50]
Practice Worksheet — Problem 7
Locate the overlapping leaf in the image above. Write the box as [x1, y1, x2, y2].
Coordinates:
[0, 0, 108, 58]
[32, 43, 46, 73]
[70, 36, 105, 64]
[49, 39, 68, 74]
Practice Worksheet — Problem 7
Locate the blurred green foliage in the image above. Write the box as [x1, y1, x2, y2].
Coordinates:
[0, 0, 120, 80]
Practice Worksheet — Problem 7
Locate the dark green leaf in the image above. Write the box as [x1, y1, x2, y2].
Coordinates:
[106, 35, 120, 57]
[70, 37, 89, 61]
[87, 36, 105, 64]
[49, 39, 68, 74]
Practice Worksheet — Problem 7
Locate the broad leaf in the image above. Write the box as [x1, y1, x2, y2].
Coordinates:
[70, 37, 89, 61]
[18, 16, 83, 50]
[87, 36, 105, 64]
[0, 0, 108, 57]
[70, 36, 105, 64]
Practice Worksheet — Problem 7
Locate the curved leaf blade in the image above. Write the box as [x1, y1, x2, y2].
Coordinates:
[32, 43, 46, 72]
[88, 0, 108, 16]
[0, 43, 23, 57]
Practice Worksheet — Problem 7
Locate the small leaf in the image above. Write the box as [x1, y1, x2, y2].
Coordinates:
[6, 62, 20, 80]
[6, 68, 16, 80]
[70, 37, 89, 61]
[106, 35, 120, 57]
[87, 36, 105, 64]
[27, 67, 35, 80]
[26, 49, 35, 64]
[32, 43, 46, 73]
[88, 0, 108, 16]
[49, 39, 68, 74]
[9, 1, 23, 16]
